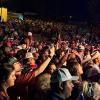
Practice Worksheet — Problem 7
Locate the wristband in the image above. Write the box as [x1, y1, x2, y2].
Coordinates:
[48, 55, 53, 59]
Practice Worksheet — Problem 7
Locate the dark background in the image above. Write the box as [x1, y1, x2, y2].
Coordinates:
[1, 0, 100, 22]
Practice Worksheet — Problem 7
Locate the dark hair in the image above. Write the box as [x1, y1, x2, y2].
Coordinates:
[15, 49, 27, 62]
[0, 63, 14, 85]
[67, 61, 83, 81]
[55, 49, 64, 58]
[39, 46, 50, 56]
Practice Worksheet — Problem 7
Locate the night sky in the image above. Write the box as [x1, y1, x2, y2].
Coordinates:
[2, 0, 100, 22]
[4, 0, 87, 15]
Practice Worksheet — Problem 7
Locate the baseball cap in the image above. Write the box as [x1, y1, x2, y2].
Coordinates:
[28, 32, 32, 36]
[4, 47, 12, 52]
[82, 54, 92, 64]
[16, 46, 23, 50]
[25, 52, 34, 59]
[78, 45, 85, 51]
[51, 68, 79, 83]
[91, 51, 100, 60]
[13, 31, 18, 35]
[8, 57, 18, 65]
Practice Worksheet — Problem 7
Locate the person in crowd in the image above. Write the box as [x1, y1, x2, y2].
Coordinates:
[91, 51, 100, 73]
[52, 49, 67, 68]
[68, 61, 83, 81]
[8, 45, 55, 100]
[82, 81, 100, 100]
[36, 45, 50, 66]
[27, 31, 33, 46]
[84, 51, 100, 82]
[0, 63, 16, 100]
[32, 73, 51, 100]
[23, 52, 38, 70]
[47, 62, 57, 74]
[77, 45, 85, 62]
[67, 61, 83, 100]
[0, 17, 100, 100]
[49, 68, 79, 100]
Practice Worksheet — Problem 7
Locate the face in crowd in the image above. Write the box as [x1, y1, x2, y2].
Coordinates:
[48, 63, 56, 74]
[0, 63, 16, 88]
[62, 80, 74, 98]
[13, 61, 22, 76]
[7, 70, 16, 87]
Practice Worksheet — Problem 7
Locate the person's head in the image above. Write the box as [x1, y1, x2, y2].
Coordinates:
[50, 68, 79, 99]
[15, 49, 27, 62]
[28, 32, 32, 37]
[37, 73, 51, 91]
[25, 52, 35, 65]
[82, 54, 92, 64]
[93, 82, 100, 100]
[24, 37, 30, 48]
[82, 81, 100, 100]
[0, 63, 16, 89]
[68, 62, 83, 76]
[4, 46, 12, 56]
[48, 63, 56, 74]
[21, 44, 27, 49]
[8, 57, 22, 76]
[19, 39, 27, 50]
[67, 53, 76, 61]
[77, 45, 85, 53]
[61, 42, 68, 50]
[40, 46, 50, 57]
[55, 49, 65, 59]
[91, 51, 100, 64]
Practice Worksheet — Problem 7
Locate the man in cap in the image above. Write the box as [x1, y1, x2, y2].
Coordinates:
[90, 51, 100, 74]
[77, 45, 85, 61]
[49, 68, 79, 100]
[8, 46, 55, 100]
[27, 31, 33, 47]
[24, 52, 37, 69]
[8, 57, 22, 76]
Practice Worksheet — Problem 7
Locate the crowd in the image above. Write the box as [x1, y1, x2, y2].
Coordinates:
[0, 18, 100, 100]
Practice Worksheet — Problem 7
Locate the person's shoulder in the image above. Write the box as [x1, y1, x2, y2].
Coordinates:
[0, 92, 7, 100]
[49, 91, 65, 100]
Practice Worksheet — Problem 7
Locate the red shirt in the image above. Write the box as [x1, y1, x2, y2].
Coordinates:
[8, 70, 36, 100]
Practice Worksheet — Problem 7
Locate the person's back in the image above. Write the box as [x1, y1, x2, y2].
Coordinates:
[49, 90, 66, 100]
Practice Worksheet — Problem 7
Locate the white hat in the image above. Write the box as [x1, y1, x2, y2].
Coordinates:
[25, 52, 34, 59]
[78, 45, 85, 51]
[16, 46, 22, 50]
[91, 51, 100, 60]
[51, 68, 79, 83]
[14, 31, 18, 35]
[28, 32, 32, 36]
[82, 54, 91, 64]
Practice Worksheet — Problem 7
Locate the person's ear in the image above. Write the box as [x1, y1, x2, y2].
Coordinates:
[59, 82, 64, 91]
[59, 85, 63, 91]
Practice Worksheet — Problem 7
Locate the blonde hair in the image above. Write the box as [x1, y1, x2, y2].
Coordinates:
[68, 62, 82, 76]
[82, 81, 89, 95]
[93, 82, 100, 99]
[67, 53, 76, 60]
[37, 73, 51, 91]
[82, 81, 100, 99]
[75, 63, 83, 75]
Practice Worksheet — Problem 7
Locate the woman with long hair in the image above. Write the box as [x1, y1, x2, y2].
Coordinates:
[0, 63, 16, 100]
